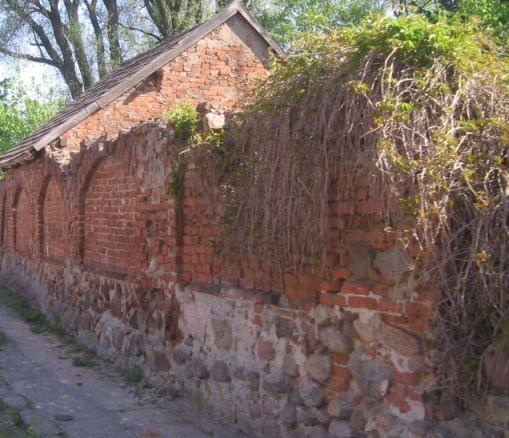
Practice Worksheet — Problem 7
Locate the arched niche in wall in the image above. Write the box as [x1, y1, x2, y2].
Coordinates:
[38, 176, 67, 263]
[12, 186, 32, 256]
[79, 153, 140, 278]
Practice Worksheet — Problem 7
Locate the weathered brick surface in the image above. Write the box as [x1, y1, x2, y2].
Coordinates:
[0, 194, 6, 247]
[60, 16, 269, 151]
[0, 120, 437, 435]
[82, 154, 140, 276]
[13, 187, 33, 256]
[0, 17, 454, 438]
[41, 177, 67, 263]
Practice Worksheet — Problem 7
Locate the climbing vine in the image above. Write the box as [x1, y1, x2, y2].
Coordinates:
[229, 15, 508, 402]
[164, 15, 508, 402]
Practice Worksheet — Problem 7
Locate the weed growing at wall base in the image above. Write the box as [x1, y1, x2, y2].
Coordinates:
[0, 405, 37, 438]
[0, 285, 98, 363]
[119, 365, 143, 385]
[0, 331, 6, 350]
[5, 408, 21, 428]
[72, 357, 97, 368]
[0, 287, 70, 342]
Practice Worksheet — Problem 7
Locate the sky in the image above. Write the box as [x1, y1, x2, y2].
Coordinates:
[0, 57, 65, 97]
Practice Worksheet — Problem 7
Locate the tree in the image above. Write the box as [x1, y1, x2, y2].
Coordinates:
[391, 0, 509, 31]
[0, 78, 66, 154]
[0, 0, 217, 97]
[143, 0, 204, 40]
[454, 0, 509, 31]
[0, 0, 395, 97]
[0, 0, 126, 98]
[253, 0, 389, 44]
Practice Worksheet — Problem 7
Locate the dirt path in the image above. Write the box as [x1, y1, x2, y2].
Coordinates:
[0, 301, 245, 438]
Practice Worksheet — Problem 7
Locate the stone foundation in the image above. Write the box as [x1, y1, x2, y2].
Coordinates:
[0, 252, 421, 436]
[2, 253, 506, 437]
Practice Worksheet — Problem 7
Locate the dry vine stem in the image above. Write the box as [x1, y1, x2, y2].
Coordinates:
[202, 17, 509, 403]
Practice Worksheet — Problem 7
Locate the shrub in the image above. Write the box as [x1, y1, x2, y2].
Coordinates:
[6, 408, 22, 427]
[163, 104, 201, 143]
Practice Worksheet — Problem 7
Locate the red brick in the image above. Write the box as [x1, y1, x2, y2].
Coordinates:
[331, 353, 350, 365]
[407, 302, 433, 319]
[326, 376, 351, 393]
[340, 280, 372, 295]
[347, 295, 378, 310]
[378, 299, 404, 314]
[319, 292, 347, 307]
[331, 267, 350, 280]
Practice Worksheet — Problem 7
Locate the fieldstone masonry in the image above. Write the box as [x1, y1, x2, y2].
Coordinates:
[0, 8, 506, 438]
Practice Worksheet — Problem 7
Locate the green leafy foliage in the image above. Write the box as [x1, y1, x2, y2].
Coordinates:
[256, 0, 387, 45]
[0, 79, 66, 155]
[163, 104, 201, 143]
[455, 0, 509, 34]
[120, 365, 143, 384]
[72, 357, 97, 368]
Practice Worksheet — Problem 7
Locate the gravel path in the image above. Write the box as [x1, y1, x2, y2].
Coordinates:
[0, 301, 245, 438]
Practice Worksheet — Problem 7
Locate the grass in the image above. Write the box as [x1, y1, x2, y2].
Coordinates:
[0, 288, 71, 343]
[0, 331, 6, 350]
[0, 406, 36, 438]
[66, 344, 96, 356]
[72, 357, 96, 368]
[5, 408, 21, 427]
[0, 286, 98, 370]
[119, 365, 143, 385]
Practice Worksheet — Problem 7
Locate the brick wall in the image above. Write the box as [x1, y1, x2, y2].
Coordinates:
[0, 120, 439, 436]
[0, 14, 269, 281]
[13, 188, 33, 256]
[40, 177, 67, 263]
[0, 193, 7, 247]
[81, 154, 140, 277]
[180, 162, 432, 331]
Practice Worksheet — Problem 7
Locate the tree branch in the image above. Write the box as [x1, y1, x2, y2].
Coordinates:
[5, 0, 63, 66]
[84, 0, 107, 78]
[0, 45, 60, 67]
[118, 23, 162, 42]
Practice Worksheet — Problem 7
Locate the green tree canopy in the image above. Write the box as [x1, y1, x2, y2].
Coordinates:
[255, 0, 388, 44]
[0, 78, 66, 154]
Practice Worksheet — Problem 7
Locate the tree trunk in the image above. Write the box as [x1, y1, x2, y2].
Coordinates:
[84, 0, 107, 79]
[63, 0, 95, 89]
[47, 0, 84, 97]
[103, 0, 123, 68]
